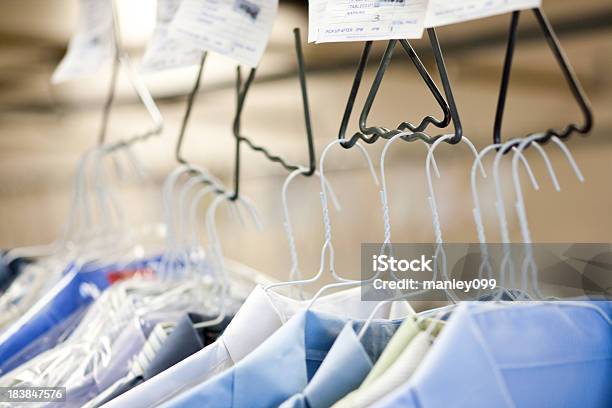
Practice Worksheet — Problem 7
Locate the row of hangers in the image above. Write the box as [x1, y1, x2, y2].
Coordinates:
[5, 4, 600, 318]
[93, 4, 594, 213]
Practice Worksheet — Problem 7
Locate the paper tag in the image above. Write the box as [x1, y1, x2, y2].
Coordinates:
[167, 0, 278, 68]
[425, 0, 542, 28]
[52, 0, 115, 83]
[140, 0, 204, 73]
[308, 0, 326, 43]
[311, 0, 428, 44]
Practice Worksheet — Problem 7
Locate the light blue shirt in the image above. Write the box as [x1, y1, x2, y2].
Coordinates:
[160, 310, 401, 408]
[373, 301, 612, 408]
[279, 320, 396, 408]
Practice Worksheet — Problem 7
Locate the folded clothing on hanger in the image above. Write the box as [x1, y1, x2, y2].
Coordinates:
[0, 276, 241, 408]
[102, 284, 414, 408]
[88, 312, 233, 407]
[0, 256, 161, 375]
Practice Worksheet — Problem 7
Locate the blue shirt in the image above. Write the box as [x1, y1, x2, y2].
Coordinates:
[160, 310, 401, 408]
[0, 257, 159, 375]
[374, 301, 612, 408]
[280, 320, 397, 408]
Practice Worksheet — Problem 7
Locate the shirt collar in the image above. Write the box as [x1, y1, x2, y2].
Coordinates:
[222, 285, 414, 365]
[299, 323, 373, 408]
[231, 310, 401, 408]
[229, 310, 348, 407]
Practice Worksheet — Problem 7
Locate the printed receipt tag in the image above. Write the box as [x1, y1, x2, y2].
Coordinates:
[310, 0, 428, 44]
[52, 0, 115, 83]
[140, 0, 204, 73]
[308, 0, 326, 43]
[425, 0, 542, 28]
[167, 0, 278, 68]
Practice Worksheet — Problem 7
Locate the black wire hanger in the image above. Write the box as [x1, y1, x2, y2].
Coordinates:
[493, 8, 593, 152]
[338, 28, 463, 149]
[173, 51, 225, 195]
[229, 28, 316, 201]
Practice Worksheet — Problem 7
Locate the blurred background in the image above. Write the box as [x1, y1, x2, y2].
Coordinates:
[1, 0, 611, 284]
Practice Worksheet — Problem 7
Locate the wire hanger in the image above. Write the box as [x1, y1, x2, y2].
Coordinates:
[338, 28, 462, 149]
[229, 28, 316, 201]
[157, 28, 317, 322]
[508, 140, 611, 324]
[422, 134, 487, 304]
[162, 49, 222, 193]
[75, 0, 165, 258]
[493, 8, 593, 151]
[279, 167, 341, 300]
[471, 143, 540, 300]
[264, 139, 379, 300]
[4, 0, 162, 264]
[491, 136, 562, 298]
[404, 134, 491, 338]
[510, 135, 584, 299]
[192, 191, 263, 329]
[359, 132, 485, 339]
[356, 133, 445, 340]
[158, 48, 243, 281]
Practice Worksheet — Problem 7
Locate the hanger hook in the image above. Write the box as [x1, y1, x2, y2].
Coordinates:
[338, 29, 462, 149]
[230, 28, 316, 201]
[493, 9, 593, 147]
[358, 39, 451, 138]
[176, 52, 208, 165]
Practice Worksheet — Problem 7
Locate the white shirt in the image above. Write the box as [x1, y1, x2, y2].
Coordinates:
[104, 285, 413, 408]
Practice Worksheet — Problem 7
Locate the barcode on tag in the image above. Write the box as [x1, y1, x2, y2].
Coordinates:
[425, 0, 542, 28]
[52, 0, 114, 83]
[140, 0, 203, 73]
[167, 0, 278, 68]
[309, 0, 428, 44]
